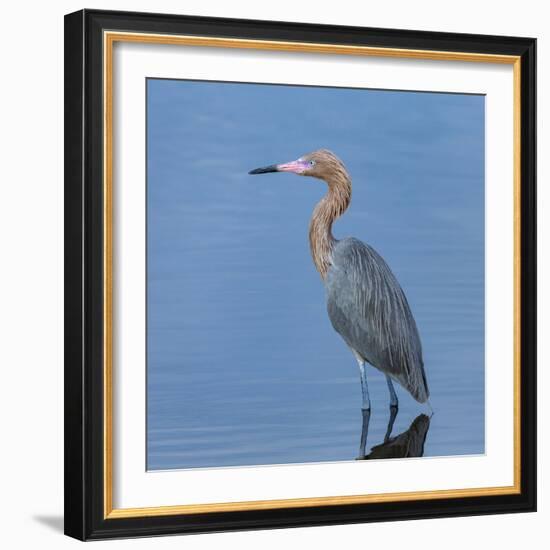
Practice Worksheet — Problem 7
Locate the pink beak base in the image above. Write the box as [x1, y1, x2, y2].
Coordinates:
[277, 160, 308, 174]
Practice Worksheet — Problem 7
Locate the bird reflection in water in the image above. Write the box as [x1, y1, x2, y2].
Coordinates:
[357, 411, 431, 460]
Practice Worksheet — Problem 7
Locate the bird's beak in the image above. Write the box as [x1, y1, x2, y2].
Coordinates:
[248, 164, 279, 174]
[249, 159, 307, 175]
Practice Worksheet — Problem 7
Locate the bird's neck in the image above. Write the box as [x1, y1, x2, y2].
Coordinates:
[308, 172, 352, 279]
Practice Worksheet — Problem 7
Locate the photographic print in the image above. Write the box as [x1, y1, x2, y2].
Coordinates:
[146, 79, 485, 470]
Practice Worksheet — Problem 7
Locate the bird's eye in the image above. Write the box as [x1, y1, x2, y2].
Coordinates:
[309, 160, 316, 166]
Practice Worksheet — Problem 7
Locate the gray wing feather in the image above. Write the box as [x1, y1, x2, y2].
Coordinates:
[326, 237, 429, 402]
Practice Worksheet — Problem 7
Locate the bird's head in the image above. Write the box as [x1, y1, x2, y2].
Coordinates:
[249, 149, 348, 183]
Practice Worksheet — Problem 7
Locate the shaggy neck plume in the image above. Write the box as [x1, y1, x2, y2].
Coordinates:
[308, 170, 352, 279]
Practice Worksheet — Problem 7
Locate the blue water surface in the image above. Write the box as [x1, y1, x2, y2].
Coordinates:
[146, 79, 485, 470]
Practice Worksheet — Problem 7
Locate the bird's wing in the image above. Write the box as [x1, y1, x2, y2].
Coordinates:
[325, 237, 429, 402]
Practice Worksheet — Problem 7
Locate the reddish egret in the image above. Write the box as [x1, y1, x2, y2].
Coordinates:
[249, 149, 429, 411]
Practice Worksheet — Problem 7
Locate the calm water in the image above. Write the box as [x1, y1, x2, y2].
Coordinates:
[146, 79, 485, 470]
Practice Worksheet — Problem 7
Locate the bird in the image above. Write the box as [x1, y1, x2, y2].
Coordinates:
[249, 149, 429, 411]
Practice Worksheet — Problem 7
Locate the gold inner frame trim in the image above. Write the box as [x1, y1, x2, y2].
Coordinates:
[103, 30, 522, 520]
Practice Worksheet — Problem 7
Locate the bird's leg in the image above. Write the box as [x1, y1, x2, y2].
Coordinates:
[386, 375, 399, 409]
[358, 408, 371, 459]
[384, 405, 399, 443]
[358, 362, 371, 411]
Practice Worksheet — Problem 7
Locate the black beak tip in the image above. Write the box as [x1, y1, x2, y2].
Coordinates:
[248, 164, 278, 175]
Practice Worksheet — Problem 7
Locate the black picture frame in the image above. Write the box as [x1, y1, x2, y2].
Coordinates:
[64, 8, 536, 541]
